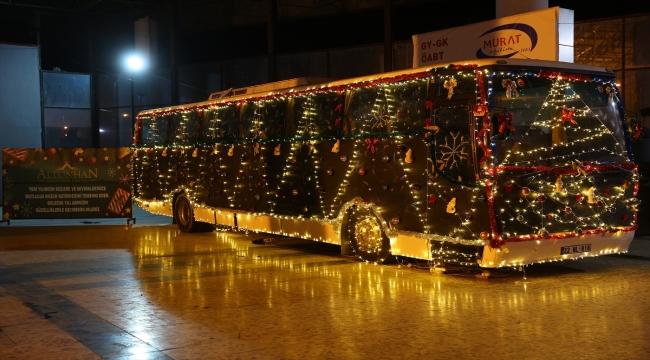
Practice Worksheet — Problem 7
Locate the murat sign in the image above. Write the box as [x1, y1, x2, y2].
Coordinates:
[412, 7, 574, 67]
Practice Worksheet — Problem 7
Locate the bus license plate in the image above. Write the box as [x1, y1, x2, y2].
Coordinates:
[560, 244, 591, 255]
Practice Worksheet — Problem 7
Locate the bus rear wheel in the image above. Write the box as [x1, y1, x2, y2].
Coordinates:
[346, 205, 393, 264]
[174, 193, 201, 233]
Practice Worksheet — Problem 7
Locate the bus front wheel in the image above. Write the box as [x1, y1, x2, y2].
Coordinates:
[174, 194, 201, 233]
[346, 205, 393, 264]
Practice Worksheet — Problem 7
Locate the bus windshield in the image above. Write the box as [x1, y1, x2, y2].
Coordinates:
[490, 73, 629, 166]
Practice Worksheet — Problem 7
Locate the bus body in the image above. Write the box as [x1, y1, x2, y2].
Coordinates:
[133, 59, 638, 268]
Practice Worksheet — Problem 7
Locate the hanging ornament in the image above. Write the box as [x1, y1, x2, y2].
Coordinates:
[608, 207, 616, 214]
[382, 184, 389, 190]
[326, 167, 334, 175]
[606, 86, 619, 103]
[404, 149, 414, 163]
[331, 140, 340, 153]
[595, 200, 603, 207]
[253, 143, 260, 155]
[397, 144, 406, 152]
[538, 229, 549, 238]
[192, 148, 199, 158]
[443, 78, 457, 99]
[561, 107, 577, 125]
[622, 181, 630, 189]
[162, 148, 168, 157]
[291, 157, 297, 163]
[480, 231, 490, 240]
[537, 194, 547, 203]
[521, 187, 531, 195]
[632, 118, 644, 141]
[292, 189, 298, 195]
[516, 214, 524, 222]
[446, 198, 457, 214]
[565, 206, 573, 214]
[358, 168, 366, 176]
[391, 216, 401, 225]
[501, 78, 519, 98]
[317, 188, 325, 195]
[365, 138, 378, 153]
[428, 195, 437, 204]
[572, 160, 588, 176]
[302, 206, 309, 212]
[575, 194, 584, 203]
[410, 184, 421, 191]
[575, 227, 583, 234]
[473, 104, 488, 117]
[554, 176, 563, 193]
[340, 155, 347, 162]
[227, 146, 234, 156]
[586, 187, 596, 204]
[498, 112, 516, 135]
[274, 144, 281, 156]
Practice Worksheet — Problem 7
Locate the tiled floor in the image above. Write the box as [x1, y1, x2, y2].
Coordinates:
[1, 210, 649, 359]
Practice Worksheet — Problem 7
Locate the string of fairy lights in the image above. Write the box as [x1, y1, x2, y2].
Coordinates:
[131, 64, 638, 267]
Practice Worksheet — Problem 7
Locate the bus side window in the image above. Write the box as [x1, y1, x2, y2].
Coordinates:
[310, 92, 339, 137]
[285, 97, 308, 138]
[260, 99, 286, 139]
[346, 88, 378, 134]
[184, 110, 201, 143]
[141, 116, 168, 146]
[239, 102, 256, 139]
[392, 79, 428, 132]
[167, 112, 184, 144]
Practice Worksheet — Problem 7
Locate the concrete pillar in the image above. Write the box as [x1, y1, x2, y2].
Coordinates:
[496, 0, 548, 18]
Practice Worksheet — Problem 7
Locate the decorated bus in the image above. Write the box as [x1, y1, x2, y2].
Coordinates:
[132, 59, 638, 268]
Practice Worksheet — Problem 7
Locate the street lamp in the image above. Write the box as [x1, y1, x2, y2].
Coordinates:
[125, 54, 145, 146]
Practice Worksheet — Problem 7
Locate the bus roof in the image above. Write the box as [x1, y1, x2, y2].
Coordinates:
[138, 59, 614, 117]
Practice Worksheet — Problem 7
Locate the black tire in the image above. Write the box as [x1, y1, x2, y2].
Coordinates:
[174, 194, 201, 233]
[346, 205, 393, 264]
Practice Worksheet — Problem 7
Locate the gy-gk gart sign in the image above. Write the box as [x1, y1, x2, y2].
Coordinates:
[2, 148, 133, 220]
[412, 7, 574, 67]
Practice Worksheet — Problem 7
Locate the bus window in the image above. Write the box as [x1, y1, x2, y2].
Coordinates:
[141, 116, 168, 146]
[432, 103, 475, 183]
[285, 96, 308, 138]
[310, 92, 339, 137]
[201, 108, 219, 142]
[259, 99, 286, 139]
[345, 87, 378, 134]
[434, 75, 475, 100]
[238, 102, 256, 139]
[218, 104, 239, 140]
[391, 79, 428, 132]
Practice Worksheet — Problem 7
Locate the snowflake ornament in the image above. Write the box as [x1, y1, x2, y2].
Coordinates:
[439, 131, 469, 169]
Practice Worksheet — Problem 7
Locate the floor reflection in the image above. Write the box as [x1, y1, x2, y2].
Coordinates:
[1, 224, 649, 359]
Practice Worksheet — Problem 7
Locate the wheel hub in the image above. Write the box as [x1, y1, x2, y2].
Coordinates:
[354, 216, 383, 253]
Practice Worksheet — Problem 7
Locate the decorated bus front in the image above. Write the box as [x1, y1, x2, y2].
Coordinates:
[478, 67, 638, 267]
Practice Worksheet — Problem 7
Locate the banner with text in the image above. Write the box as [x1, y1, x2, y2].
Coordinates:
[413, 7, 563, 67]
[2, 147, 133, 220]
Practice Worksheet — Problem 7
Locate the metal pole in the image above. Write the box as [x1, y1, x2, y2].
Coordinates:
[267, 0, 277, 82]
[131, 73, 135, 147]
[384, 0, 393, 72]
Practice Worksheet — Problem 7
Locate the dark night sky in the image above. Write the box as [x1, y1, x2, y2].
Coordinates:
[1, 0, 649, 74]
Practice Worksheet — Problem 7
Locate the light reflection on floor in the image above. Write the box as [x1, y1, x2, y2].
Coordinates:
[1, 224, 649, 359]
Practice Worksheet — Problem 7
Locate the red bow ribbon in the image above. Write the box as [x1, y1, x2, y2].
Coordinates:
[335, 104, 342, 112]
[365, 138, 378, 153]
[633, 123, 644, 139]
[498, 113, 515, 135]
[334, 118, 341, 127]
[562, 108, 577, 125]
[428, 195, 437, 204]
[425, 100, 432, 110]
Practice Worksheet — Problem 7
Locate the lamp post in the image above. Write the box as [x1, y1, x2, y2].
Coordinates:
[126, 55, 144, 146]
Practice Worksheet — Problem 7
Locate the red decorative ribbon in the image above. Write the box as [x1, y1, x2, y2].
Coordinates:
[334, 118, 341, 127]
[498, 112, 515, 134]
[335, 104, 342, 112]
[562, 108, 577, 125]
[365, 138, 378, 153]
